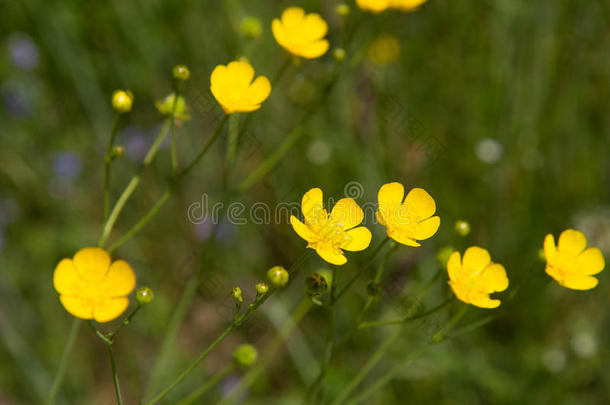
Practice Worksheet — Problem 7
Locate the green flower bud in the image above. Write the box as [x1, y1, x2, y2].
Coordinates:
[240, 17, 262, 40]
[305, 272, 329, 297]
[233, 344, 258, 368]
[231, 286, 243, 303]
[135, 286, 154, 305]
[255, 282, 269, 295]
[336, 3, 350, 16]
[112, 90, 133, 114]
[454, 220, 471, 236]
[267, 266, 289, 288]
[333, 48, 347, 62]
[436, 246, 455, 268]
[155, 93, 190, 121]
[112, 145, 125, 158]
[537, 248, 546, 261]
[172, 65, 190, 81]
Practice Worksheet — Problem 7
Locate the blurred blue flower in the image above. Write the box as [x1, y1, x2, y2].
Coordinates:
[8, 33, 40, 71]
[123, 126, 149, 162]
[53, 150, 82, 180]
[1, 81, 32, 119]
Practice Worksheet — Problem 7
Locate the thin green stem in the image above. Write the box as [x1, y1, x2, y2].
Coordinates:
[104, 114, 121, 220]
[358, 297, 454, 329]
[356, 242, 398, 325]
[47, 319, 80, 405]
[334, 237, 390, 302]
[106, 343, 123, 405]
[170, 84, 182, 176]
[143, 251, 310, 405]
[179, 115, 228, 176]
[224, 114, 240, 172]
[432, 304, 468, 343]
[108, 304, 142, 340]
[220, 298, 313, 404]
[98, 119, 170, 247]
[177, 364, 235, 405]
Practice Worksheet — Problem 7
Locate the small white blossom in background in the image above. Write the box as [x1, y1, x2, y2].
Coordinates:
[475, 138, 503, 164]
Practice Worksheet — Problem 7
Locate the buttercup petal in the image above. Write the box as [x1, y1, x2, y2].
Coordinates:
[60, 296, 94, 319]
[558, 229, 587, 257]
[462, 246, 491, 272]
[102, 260, 136, 297]
[469, 293, 501, 309]
[561, 275, 599, 290]
[357, 0, 391, 13]
[387, 229, 420, 247]
[247, 76, 272, 105]
[482, 263, 509, 292]
[391, 0, 428, 11]
[543, 234, 557, 262]
[411, 216, 440, 241]
[330, 198, 364, 230]
[281, 7, 306, 28]
[576, 248, 605, 276]
[302, 188, 324, 223]
[271, 19, 288, 48]
[73, 247, 111, 282]
[447, 251, 462, 282]
[316, 246, 347, 266]
[227, 61, 255, 84]
[94, 297, 129, 323]
[303, 13, 328, 39]
[290, 215, 317, 242]
[341, 227, 372, 252]
[378, 182, 405, 208]
[404, 188, 436, 219]
[53, 258, 81, 295]
[299, 39, 329, 59]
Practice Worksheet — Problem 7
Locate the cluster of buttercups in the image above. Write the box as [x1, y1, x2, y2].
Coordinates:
[53, 2, 605, 324]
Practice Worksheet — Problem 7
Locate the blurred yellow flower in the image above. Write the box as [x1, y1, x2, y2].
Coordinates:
[448, 247, 509, 309]
[291, 188, 372, 265]
[356, 0, 390, 13]
[210, 60, 271, 114]
[53, 247, 136, 322]
[272, 7, 329, 59]
[367, 34, 401, 66]
[390, 0, 428, 11]
[544, 229, 605, 290]
[376, 182, 440, 246]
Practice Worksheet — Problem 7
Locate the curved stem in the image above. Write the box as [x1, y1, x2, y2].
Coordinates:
[104, 114, 121, 220]
[46, 319, 80, 405]
[106, 343, 123, 405]
[98, 120, 170, 247]
[358, 297, 454, 329]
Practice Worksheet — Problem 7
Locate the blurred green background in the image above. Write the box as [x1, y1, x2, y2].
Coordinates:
[1, 0, 610, 404]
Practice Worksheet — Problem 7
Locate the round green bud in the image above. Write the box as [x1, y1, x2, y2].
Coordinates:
[267, 266, 289, 288]
[135, 286, 154, 305]
[155, 93, 190, 121]
[454, 220, 471, 236]
[436, 246, 455, 268]
[231, 286, 243, 303]
[333, 48, 347, 62]
[537, 248, 546, 261]
[240, 17, 262, 40]
[112, 145, 125, 157]
[172, 65, 190, 81]
[112, 90, 133, 114]
[305, 272, 329, 297]
[233, 344, 258, 368]
[336, 3, 350, 16]
[255, 282, 269, 295]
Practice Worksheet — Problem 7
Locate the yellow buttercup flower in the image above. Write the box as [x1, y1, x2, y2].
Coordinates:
[272, 7, 329, 59]
[53, 247, 136, 322]
[390, 0, 428, 11]
[290, 188, 372, 265]
[210, 60, 271, 114]
[544, 229, 605, 290]
[356, 0, 390, 13]
[447, 247, 509, 309]
[376, 182, 440, 246]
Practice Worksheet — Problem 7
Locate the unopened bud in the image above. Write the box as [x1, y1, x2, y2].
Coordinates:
[231, 286, 243, 303]
[255, 282, 269, 295]
[233, 344, 258, 368]
[333, 48, 347, 62]
[172, 65, 190, 81]
[135, 287, 154, 305]
[454, 220, 470, 236]
[267, 266, 289, 288]
[112, 90, 133, 113]
[305, 271, 330, 297]
[240, 17, 262, 40]
[336, 3, 350, 17]
[112, 145, 125, 157]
